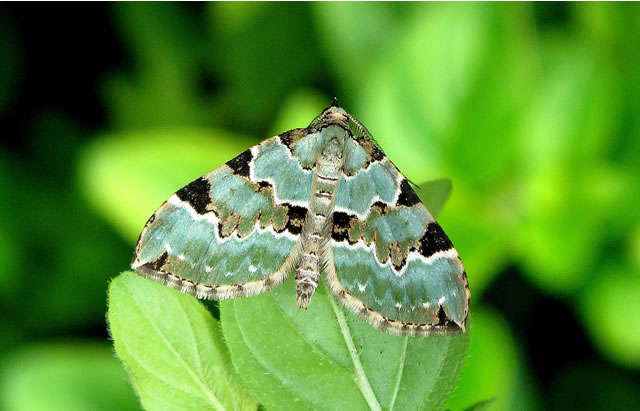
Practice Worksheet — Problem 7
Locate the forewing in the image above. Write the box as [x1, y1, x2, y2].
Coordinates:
[132, 129, 315, 300]
[327, 152, 470, 336]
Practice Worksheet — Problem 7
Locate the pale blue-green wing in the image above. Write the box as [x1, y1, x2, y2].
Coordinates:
[132, 129, 315, 300]
[327, 152, 470, 336]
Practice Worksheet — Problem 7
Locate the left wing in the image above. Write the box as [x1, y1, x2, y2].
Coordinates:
[131, 129, 315, 300]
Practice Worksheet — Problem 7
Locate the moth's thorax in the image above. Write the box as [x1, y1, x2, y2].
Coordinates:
[310, 106, 352, 132]
[323, 110, 349, 129]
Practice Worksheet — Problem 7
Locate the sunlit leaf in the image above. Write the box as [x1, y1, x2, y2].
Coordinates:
[312, 2, 412, 88]
[580, 264, 640, 367]
[515, 36, 622, 294]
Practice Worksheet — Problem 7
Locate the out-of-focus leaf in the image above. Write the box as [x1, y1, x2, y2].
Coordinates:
[206, 3, 324, 132]
[312, 3, 413, 89]
[78, 127, 255, 242]
[516, 40, 623, 294]
[105, 3, 211, 129]
[18, 186, 131, 332]
[580, 264, 640, 367]
[416, 178, 452, 218]
[222, 275, 469, 411]
[0, 152, 20, 302]
[0, 343, 139, 411]
[574, 3, 640, 64]
[356, 4, 537, 183]
[445, 308, 523, 411]
[464, 397, 497, 411]
[549, 363, 640, 410]
[108, 272, 257, 410]
[632, 224, 640, 270]
[268, 89, 327, 137]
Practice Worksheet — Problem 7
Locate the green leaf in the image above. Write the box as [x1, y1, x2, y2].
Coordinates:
[415, 178, 452, 218]
[548, 363, 640, 410]
[580, 263, 640, 367]
[268, 89, 328, 137]
[464, 397, 496, 411]
[107, 272, 257, 411]
[312, 3, 412, 89]
[515, 38, 622, 295]
[0, 342, 139, 411]
[206, 3, 324, 132]
[106, 3, 212, 129]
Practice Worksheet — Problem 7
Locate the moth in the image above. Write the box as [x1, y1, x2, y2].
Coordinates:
[132, 99, 470, 336]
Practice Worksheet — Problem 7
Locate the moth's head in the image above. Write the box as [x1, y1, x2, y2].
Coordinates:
[310, 102, 348, 128]
[308, 99, 374, 142]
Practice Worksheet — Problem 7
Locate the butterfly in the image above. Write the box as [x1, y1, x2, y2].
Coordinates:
[131, 99, 469, 336]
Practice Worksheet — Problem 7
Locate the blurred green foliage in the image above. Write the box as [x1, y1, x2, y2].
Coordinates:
[2, 2, 640, 410]
[0, 343, 139, 411]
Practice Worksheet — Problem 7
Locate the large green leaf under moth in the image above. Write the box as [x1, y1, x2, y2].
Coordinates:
[220, 178, 470, 410]
[221, 279, 469, 410]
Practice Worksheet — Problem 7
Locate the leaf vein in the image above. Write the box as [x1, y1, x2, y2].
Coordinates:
[388, 336, 408, 410]
[328, 294, 382, 411]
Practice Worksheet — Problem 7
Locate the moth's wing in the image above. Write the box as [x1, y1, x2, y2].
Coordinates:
[326, 144, 470, 336]
[132, 129, 315, 300]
